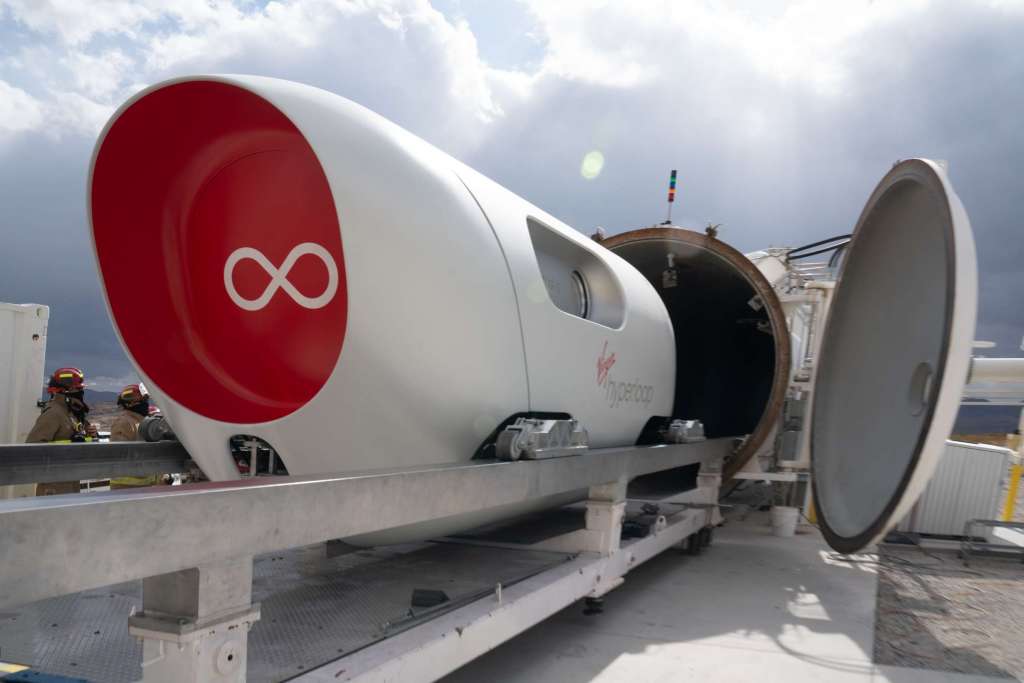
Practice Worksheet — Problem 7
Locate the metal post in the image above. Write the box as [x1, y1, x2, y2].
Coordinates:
[968, 358, 1024, 384]
[129, 560, 260, 683]
[1003, 407, 1024, 522]
[1002, 463, 1022, 522]
[528, 476, 627, 558]
[584, 477, 628, 556]
[697, 471, 724, 528]
[248, 440, 259, 477]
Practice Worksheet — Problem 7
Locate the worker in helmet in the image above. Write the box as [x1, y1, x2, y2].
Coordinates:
[26, 367, 98, 495]
[110, 384, 150, 442]
[27, 367, 97, 443]
[109, 383, 167, 488]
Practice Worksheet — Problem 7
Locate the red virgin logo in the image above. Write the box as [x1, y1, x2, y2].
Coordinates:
[597, 340, 616, 386]
[597, 340, 655, 409]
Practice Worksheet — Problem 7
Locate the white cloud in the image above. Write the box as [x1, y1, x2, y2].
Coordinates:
[0, 0, 512, 145]
[0, 0, 1012, 148]
[0, 0, 252, 46]
[46, 90, 116, 136]
[0, 0, 162, 46]
[88, 373, 140, 393]
[0, 75, 114, 138]
[0, 79, 44, 133]
[0, 0, 944, 143]
[61, 49, 134, 99]
[520, 0, 933, 96]
[1, 0, 1023, 377]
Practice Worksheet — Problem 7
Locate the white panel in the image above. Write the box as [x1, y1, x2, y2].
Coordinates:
[0, 302, 49, 444]
[897, 440, 1012, 536]
[0, 302, 48, 500]
[746, 251, 789, 288]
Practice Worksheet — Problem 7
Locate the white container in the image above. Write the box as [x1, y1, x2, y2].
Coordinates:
[0, 302, 49, 499]
[771, 505, 799, 537]
[0, 302, 48, 444]
[896, 440, 1014, 537]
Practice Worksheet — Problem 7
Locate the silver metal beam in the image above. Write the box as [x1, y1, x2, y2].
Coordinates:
[0, 439, 730, 610]
[969, 357, 1024, 384]
[0, 441, 190, 485]
[962, 381, 1024, 405]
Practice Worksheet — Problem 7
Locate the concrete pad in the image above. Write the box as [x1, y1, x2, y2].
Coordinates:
[446, 632, 876, 683]
[444, 511, 884, 682]
[874, 664, 1014, 683]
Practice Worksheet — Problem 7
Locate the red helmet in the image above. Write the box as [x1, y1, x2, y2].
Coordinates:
[47, 367, 86, 394]
[117, 383, 149, 407]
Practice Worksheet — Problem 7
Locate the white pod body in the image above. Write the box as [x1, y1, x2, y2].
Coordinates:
[88, 76, 674, 497]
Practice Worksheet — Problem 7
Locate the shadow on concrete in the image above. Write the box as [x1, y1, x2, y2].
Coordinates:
[441, 489, 1016, 683]
[874, 545, 1018, 680]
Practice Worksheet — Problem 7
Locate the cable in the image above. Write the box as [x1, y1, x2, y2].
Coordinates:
[827, 242, 848, 268]
[785, 233, 852, 262]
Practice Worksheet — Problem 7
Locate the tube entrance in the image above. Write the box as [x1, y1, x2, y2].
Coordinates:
[603, 227, 790, 477]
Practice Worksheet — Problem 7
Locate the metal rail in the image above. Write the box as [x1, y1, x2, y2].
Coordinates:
[960, 518, 1024, 565]
[969, 357, 1024, 384]
[0, 441, 189, 485]
[0, 438, 730, 610]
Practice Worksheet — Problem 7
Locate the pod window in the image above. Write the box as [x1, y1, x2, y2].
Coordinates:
[527, 217, 623, 328]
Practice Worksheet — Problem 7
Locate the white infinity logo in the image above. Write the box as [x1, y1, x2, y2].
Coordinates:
[224, 242, 339, 311]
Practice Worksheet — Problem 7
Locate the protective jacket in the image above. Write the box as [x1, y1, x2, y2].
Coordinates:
[25, 396, 90, 443]
[110, 409, 143, 442]
[26, 397, 93, 495]
[109, 409, 161, 488]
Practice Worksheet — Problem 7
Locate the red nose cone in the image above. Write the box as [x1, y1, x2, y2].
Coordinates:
[91, 80, 347, 423]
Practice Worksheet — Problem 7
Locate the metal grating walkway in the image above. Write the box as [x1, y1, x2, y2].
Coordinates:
[0, 542, 574, 682]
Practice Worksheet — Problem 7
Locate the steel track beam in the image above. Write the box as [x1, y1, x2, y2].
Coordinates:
[0, 441, 190, 485]
[0, 439, 730, 610]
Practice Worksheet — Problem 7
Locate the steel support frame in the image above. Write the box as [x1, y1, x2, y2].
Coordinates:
[0, 439, 729, 682]
[295, 469, 722, 682]
[529, 476, 628, 557]
[129, 561, 260, 683]
[0, 439, 730, 609]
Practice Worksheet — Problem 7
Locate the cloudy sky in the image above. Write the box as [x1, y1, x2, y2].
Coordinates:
[1, 0, 1022, 391]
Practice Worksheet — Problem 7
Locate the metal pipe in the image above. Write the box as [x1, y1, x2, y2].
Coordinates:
[968, 358, 1024, 384]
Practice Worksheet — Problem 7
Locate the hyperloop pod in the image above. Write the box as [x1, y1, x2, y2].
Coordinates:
[88, 76, 977, 553]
